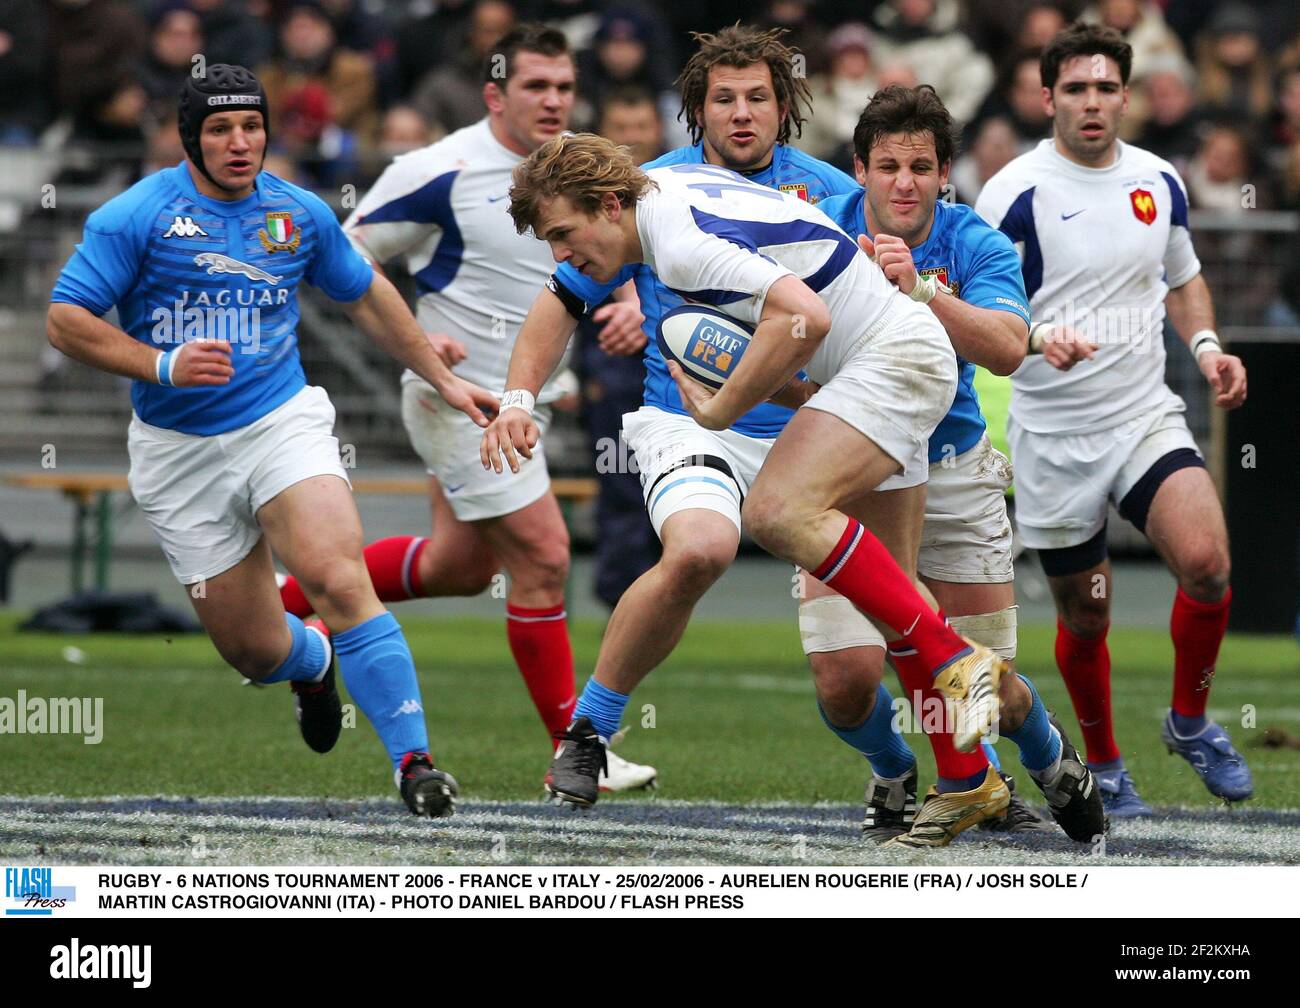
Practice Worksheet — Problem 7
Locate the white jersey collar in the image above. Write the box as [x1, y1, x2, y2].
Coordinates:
[1040, 137, 1128, 180]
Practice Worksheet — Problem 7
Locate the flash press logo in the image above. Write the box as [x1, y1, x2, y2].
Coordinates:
[4, 867, 76, 916]
[50, 940, 151, 988]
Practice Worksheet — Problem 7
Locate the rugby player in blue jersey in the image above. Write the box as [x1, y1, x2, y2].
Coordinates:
[47, 66, 497, 817]
[811, 85, 1101, 843]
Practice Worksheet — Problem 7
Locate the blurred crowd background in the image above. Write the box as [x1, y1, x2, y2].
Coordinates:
[4, 0, 1300, 215]
[1, 0, 1296, 473]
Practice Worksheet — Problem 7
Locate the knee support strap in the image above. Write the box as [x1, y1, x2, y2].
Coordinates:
[946, 606, 1018, 661]
[798, 595, 885, 654]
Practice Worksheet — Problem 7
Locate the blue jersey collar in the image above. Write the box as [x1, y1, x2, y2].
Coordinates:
[172, 162, 265, 217]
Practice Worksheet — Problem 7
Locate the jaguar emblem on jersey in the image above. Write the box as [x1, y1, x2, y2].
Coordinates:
[193, 252, 282, 285]
[1129, 188, 1157, 225]
[779, 183, 810, 202]
[258, 211, 300, 252]
[919, 266, 959, 298]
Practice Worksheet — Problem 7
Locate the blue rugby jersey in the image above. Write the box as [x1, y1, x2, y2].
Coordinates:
[819, 190, 1031, 463]
[51, 163, 374, 435]
[553, 143, 857, 438]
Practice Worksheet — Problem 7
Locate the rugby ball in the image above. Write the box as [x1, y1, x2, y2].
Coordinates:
[656, 305, 755, 390]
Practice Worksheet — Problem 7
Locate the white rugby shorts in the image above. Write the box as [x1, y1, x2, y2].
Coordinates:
[920, 435, 1015, 583]
[1008, 399, 1199, 551]
[805, 301, 955, 491]
[401, 374, 552, 522]
[127, 384, 350, 585]
[622, 406, 773, 537]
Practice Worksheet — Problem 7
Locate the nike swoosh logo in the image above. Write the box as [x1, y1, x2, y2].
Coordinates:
[1061, 210, 1086, 220]
[1081, 718, 1101, 727]
[488, 195, 509, 203]
[445, 483, 466, 493]
[902, 612, 922, 637]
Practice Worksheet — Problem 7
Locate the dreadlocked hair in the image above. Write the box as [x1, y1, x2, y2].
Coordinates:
[675, 24, 813, 145]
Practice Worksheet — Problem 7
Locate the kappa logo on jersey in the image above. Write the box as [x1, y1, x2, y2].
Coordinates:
[193, 252, 281, 284]
[919, 266, 959, 298]
[779, 182, 810, 202]
[162, 216, 208, 239]
[258, 211, 300, 253]
[1130, 188, 1157, 225]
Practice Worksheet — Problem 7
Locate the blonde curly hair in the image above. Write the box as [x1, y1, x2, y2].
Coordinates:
[508, 133, 657, 235]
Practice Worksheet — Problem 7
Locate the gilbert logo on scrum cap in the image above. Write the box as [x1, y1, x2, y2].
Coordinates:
[207, 94, 262, 106]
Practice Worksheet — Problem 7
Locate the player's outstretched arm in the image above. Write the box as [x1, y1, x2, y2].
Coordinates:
[674, 275, 829, 431]
[480, 285, 579, 474]
[47, 303, 234, 386]
[1165, 274, 1246, 410]
[341, 270, 499, 426]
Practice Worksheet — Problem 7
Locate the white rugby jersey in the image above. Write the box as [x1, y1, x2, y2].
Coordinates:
[636, 163, 937, 387]
[976, 139, 1201, 434]
[346, 118, 569, 399]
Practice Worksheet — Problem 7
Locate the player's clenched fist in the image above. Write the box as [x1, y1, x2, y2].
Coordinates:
[160, 339, 235, 386]
[858, 233, 918, 294]
[480, 404, 539, 474]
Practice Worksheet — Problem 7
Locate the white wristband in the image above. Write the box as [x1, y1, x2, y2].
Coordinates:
[155, 348, 178, 386]
[1028, 322, 1052, 354]
[1190, 329, 1222, 360]
[908, 272, 951, 304]
[500, 388, 536, 417]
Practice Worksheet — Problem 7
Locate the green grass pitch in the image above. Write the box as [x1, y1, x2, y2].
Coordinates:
[1, 615, 1296, 865]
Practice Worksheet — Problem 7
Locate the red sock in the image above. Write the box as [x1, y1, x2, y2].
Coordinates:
[506, 603, 577, 739]
[362, 536, 430, 601]
[280, 574, 312, 618]
[813, 519, 966, 673]
[280, 536, 430, 617]
[1054, 619, 1119, 765]
[1171, 586, 1231, 718]
[889, 645, 989, 779]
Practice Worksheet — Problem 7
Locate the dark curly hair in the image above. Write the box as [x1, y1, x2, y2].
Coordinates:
[852, 84, 959, 168]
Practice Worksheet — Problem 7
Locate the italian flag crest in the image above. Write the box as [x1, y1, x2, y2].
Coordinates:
[259, 211, 301, 252]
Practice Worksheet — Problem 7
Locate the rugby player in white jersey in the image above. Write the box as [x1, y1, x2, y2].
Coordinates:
[486, 133, 1105, 847]
[274, 25, 656, 791]
[485, 27, 1062, 844]
[976, 22, 1252, 815]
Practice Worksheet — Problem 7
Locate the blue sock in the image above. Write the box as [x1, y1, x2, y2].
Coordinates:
[260, 614, 329, 684]
[982, 740, 1003, 771]
[938, 770, 990, 793]
[1090, 757, 1124, 773]
[818, 683, 916, 779]
[333, 612, 428, 768]
[1004, 674, 1062, 774]
[1171, 711, 1208, 736]
[573, 678, 629, 740]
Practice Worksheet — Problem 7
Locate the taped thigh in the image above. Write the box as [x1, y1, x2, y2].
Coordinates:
[947, 606, 1018, 661]
[799, 594, 886, 654]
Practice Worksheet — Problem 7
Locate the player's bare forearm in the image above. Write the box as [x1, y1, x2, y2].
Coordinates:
[929, 296, 1027, 375]
[1164, 274, 1216, 345]
[706, 276, 829, 426]
[505, 286, 579, 393]
[344, 271, 456, 389]
[46, 302, 160, 382]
